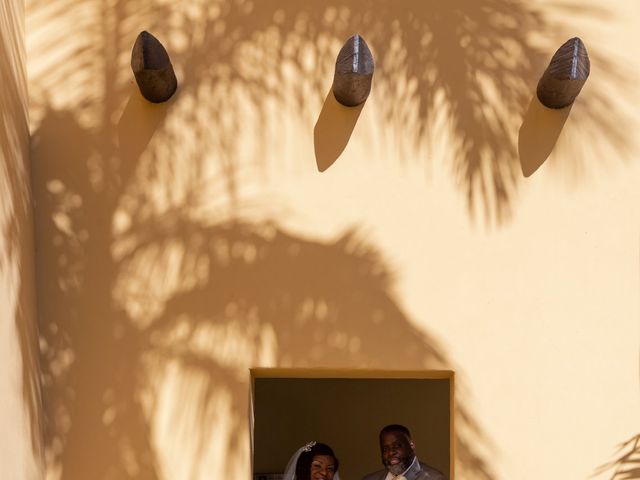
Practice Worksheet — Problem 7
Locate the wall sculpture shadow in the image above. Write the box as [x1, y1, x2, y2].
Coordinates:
[27, 0, 636, 479]
[518, 97, 572, 177]
[314, 89, 365, 172]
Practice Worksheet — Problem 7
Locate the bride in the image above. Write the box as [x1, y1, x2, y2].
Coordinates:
[283, 441, 341, 480]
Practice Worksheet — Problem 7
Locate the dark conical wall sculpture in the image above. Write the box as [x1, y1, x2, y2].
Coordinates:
[332, 34, 375, 107]
[536, 37, 590, 109]
[131, 31, 177, 103]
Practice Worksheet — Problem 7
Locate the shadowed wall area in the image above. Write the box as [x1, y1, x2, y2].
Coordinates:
[31, 101, 492, 477]
[26, 0, 640, 479]
[27, 0, 634, 226]
[1, 0, 42, 478]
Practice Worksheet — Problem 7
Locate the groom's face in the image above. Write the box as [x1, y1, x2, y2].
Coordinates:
[380, 431, 415, 475]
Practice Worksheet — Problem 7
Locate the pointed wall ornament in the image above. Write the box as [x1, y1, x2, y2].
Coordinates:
[332, 34, 374, 107]
[536, 37, 590, 109]
[131, 31, 177, 103]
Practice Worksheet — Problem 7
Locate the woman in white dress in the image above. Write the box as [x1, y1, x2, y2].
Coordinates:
[283, 441, 341, 480]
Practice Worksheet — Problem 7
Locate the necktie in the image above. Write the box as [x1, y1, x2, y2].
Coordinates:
[394, 476, 407, 480]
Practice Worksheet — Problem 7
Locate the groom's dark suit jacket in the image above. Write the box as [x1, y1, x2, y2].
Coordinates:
[361, 459, 446, 480]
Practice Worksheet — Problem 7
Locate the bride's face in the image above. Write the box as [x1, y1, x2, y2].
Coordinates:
[310, 454, 336, 480]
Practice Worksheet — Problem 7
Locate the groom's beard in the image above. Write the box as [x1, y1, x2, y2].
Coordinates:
[384, 453, 414, 475]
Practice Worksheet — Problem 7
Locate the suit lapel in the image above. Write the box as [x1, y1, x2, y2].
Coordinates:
[405, 458, 423, 480]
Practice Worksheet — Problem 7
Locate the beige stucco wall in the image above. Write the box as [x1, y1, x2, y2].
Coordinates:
[27, 0, 640, 479]
[1, 0, 43, 479]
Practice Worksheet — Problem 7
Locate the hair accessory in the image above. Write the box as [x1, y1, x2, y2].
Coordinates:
[302, 441, 316, 452]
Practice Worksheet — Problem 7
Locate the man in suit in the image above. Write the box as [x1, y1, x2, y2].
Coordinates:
[361, 424, 446, 480]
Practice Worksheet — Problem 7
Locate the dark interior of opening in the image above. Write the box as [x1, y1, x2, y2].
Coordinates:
[253, 376, 451, 480]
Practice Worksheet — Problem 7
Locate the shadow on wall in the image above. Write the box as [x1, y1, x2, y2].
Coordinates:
[595, 433, 640, 480]
[32, 103, 494, 479]
[1, 0, 43, 469]
[28, 0, 634, 226]
[26, 0, 635, 479]
[32, 106, 492, 480]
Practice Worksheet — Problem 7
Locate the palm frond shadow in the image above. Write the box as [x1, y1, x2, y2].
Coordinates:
[595, 434, 640, 480]
[170, 1, 635, 223]
[142, 222, 496, 480]
[32, 103, 495, 478]
[1, 1, 43, 465]
[29, 0, 634, 226]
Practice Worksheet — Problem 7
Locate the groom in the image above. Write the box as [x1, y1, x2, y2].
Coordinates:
[361, 424, 446, 480]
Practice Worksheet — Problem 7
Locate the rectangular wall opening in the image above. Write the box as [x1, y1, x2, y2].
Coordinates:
[251, 369, 454, 480]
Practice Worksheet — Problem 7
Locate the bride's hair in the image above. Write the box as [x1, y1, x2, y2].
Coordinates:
[295, 442, 339, 479]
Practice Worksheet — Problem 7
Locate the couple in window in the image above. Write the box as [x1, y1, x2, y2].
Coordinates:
[283, 424, 445, 480]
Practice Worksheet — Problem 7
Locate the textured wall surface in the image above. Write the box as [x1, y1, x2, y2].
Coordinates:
[27, 0, 640, 479]
[1, 0, 42, 478]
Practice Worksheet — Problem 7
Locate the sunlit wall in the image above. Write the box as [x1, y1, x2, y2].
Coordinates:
[26, 0, 640, 479]
[1, 0, 43, 479]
